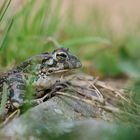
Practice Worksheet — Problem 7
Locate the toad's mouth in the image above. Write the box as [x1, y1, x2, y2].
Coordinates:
[51, 69, 70, 74]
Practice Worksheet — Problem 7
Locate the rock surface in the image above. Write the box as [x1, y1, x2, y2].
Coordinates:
[0, 96, 115, 140]
[0, 73, 137, 140]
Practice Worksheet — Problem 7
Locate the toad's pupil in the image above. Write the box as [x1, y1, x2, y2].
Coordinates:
[57, 53, 67, 58]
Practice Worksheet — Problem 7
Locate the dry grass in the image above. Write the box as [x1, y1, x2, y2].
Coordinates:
[1, 72, 139, 128]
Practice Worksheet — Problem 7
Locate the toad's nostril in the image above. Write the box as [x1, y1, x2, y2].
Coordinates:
[48, 70, 53, 73]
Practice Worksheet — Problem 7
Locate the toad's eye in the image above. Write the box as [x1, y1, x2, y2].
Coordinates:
[56, 52, 68, 60]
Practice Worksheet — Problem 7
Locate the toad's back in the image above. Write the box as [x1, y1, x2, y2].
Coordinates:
[0, 48, 82, 114]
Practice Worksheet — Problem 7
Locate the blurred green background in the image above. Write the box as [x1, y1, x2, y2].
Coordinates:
[0, 0, 140, 79]
[0, 0, 140, 139]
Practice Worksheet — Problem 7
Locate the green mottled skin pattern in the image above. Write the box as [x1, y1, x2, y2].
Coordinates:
[0, 48, 81, 114]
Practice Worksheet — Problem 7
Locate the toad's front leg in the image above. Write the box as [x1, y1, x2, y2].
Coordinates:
[7, 73, 26, 109]
[7, 73, 49, 109]
[0, 73, 26, 123]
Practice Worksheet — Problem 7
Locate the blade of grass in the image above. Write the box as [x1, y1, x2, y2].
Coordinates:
[46, 0, 63, 35]
[14, 0, 36, 34]
[63, 36, 112, 47]
[0, 18, 13, 50]
[30, 0, 51, 34]
[0, 0, 11, 22]
[0, 0, 7, 14]
[0, 83, 8, 115]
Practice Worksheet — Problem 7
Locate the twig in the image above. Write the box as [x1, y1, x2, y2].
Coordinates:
[87, 80, 104, 100]
[95, 81, 130, 103]
[0, 109, 20, 127]
[56, 91, 140, 122]
[56, 91, 120, 113]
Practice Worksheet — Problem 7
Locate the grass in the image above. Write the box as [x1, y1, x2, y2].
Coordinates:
[0, 0, 11, 22]
[0, 0, 140, 139]
[0, 83, 8, 116]
[0, 0, 139, 105]
[0, 0, 139, 78]
[0, 0, 13, 50]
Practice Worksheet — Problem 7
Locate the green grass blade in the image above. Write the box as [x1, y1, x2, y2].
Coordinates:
[0, 83, 8, 115]
[63, 37, 112, 47]
[0, 0, 11, 22]
[0, 18, 13, 50]
[14, 0, 36, 34]
[30, 0, 51, 34]
[46, 0, 63, 35]
[0, 0, 7, 14]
